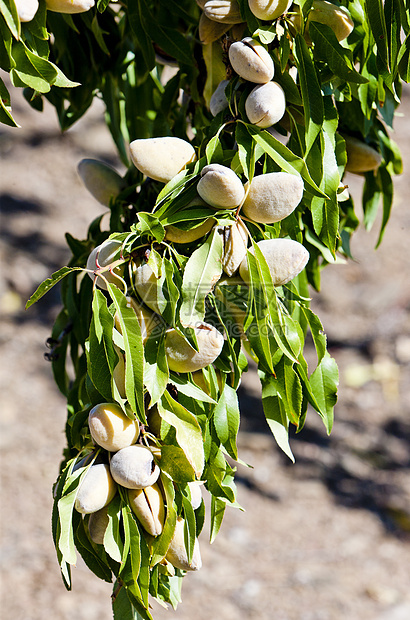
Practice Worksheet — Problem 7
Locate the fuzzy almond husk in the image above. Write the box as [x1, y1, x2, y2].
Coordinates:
[86, 239, 125, 291]
[242, 172, 304, 224]
[210, 79, 230, 116]
[165, 218, 215, 243]
[74, 464, 117, 514]
[15, 0, 39, 21]
[130, 137, 196, 183]
[222, 219, 248, 276]
[88, 504, 111, 544]
[343, 135, 383, 173]
[77, 159, 124, 207]
[291, 1, 354, 44]
[248, 0, 292, 20]
[245, 81, 286, 128]
[228, 37, 274, 83]
[128, 483, 165, 536]
[203, 0, 242, 24]
[197, 163, 245, 208]
[165, 323, 224, 373]
[110, 445, 160, 489]
[166, 517, 202, 571]
[45, 0, 95, 13]
[239, 238, 309, 286]
[88, 402, 140, 452]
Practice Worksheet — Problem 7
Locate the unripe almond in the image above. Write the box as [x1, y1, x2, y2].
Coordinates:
[74, 464, 117, 514]
[45, 0, 95, 13]
[130, 137, 196, 183]
[166, 517, 202, 571]
[132, 260, 167, 315]
[165, 218, 214, 244]
[88, 504, 111, 544]
[228, 37, 274, 84]
[128, 483, 165, 536]
[197, 164, 245, 209]
[343, 135, 383, 173]
[210, 79, 230, 117]
[110, 445, 160, 489]
[86, 239, 124, 290]
[203, 0, 242, 24]
[88, 402, 140, 452]
[199, 12, 230, 44]
[187, 481, 203, 510]
[291, 1, 354, 44]
[222, 219, 248, 276]
[77, 159, 124, 207]
[15, 0, 39, 21]
[245, 81, 286, 128]
[242, 172, 304, 223]
[248, 0, 292, 20]
[239, 238, 309, 286]
[165, 323, 224, 373]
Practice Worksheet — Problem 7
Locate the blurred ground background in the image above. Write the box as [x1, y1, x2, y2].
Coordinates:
[1, 81, 409, 620]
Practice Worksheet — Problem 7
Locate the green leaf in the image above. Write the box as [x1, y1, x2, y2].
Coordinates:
[375, 166, 393, 248]
[11, 41, 58, 92]
[26, 266, 83, 309]
[210, 496, 226, 544]
[151, 473, 177, 567]
[294, 34, 324, 153]
[309, 352, 338, 433]
[260, 371, 295, 461]
[0, 0, 20, 40]
[143, 326, 169, 407]
[274, 356, 302, 425]
[310, 130, 340, 256]
[57, 464, 93, 566]
[309, 22, 368, 84]
[181, 495, 196, 564]
[0, 76, 19, 126]
[213, 384, 240, 460]
[137, 213, 165, 243]
[365, 0, 389, 71]
[138, 0, 193, 66]
[169, 373, 217, 405]
[159, 392, 205, 478]
[159, 444, 196, 483]
[86, 290, 116, 401]
[107, 284, 145, 423]
[103, 495, 123, 565]
[75, 518, 113, 583]
[180, 228, 223, 327]
[245, 124, 327, 197]
[126, 0, 156, 73]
